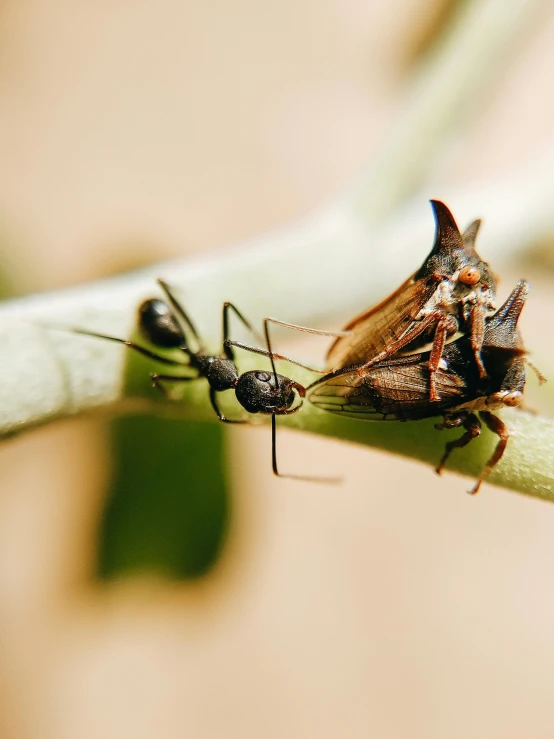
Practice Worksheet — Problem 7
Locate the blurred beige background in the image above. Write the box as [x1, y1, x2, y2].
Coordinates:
[1, 1, 554, 738]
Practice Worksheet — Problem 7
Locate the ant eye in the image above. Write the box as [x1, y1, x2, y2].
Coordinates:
[255, 371, 271, 382]
[459, 266, 481, 286]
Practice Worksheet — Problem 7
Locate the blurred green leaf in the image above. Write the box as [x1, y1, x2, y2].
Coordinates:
[97, 322, 230, 580]
[98, 415, 229, 580]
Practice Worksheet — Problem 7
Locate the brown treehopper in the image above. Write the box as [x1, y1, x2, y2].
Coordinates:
[309, 281, 537, 494]
[326, 200, 498, 401]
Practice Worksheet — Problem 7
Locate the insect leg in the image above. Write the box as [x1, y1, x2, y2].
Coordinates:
[435, 412, 481, 478]
[428, 324, 448, 402]
[270, 414, 340, 484]
[157, 279, 205, 353]
[222, 302, 265, 360]
[352, 312, 440, 373]
[469, 303, 487, 378]
[427, 314, 459, 401]
[151, 372, 197, 399]
[209, 387, 246, 424]
[470, 411, 509, 495]
[271, 414, 280, 475]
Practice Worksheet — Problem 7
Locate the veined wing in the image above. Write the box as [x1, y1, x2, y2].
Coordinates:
[325, 274, 438, 370]
[308, 355, 467, 421]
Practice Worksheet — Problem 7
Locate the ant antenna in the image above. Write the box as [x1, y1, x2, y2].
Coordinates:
[62, 327, 193, 370]
[224, 317, 349, 374]
[264, 317, 280, 390]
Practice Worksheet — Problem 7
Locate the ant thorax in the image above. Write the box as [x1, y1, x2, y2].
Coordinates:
[199, 356, 239, 392]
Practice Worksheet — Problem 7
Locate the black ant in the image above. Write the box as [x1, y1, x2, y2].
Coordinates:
[69, 279, 343, 482]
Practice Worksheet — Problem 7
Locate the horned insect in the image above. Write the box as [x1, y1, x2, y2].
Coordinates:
[309, 280, 539, 495]
[326, 200, 498, 401]
[63, 280, 341, 483]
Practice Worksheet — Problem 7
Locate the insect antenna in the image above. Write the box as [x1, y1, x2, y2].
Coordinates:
[262, 317, 351, 339]
[526, 359, 547, 385]
[225, 317, 347, 374]
[224, 339, 327, 373]
[263, 317, 280, 390]
[59, 327, 194, 370]
[262, 318, 341, 483]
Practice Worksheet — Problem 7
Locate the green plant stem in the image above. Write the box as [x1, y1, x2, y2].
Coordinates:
[126, 353, 553, 501]
[0, 0, 550, 501]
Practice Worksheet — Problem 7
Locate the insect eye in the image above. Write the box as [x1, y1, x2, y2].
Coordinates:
[502, 391, 522, 407]
[459, 266, 481, 286]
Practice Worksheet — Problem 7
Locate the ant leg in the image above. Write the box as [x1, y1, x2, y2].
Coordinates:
[157, 279, 205, 354]
[151, 372, 197, 399]
[435, 412, 481, 481]
[69, 328, 190, 367]
[470, 411, 509, 495]
[270, 414, 340, 484]
[209, 387, 246, 424]
[222, 302, 265, 361]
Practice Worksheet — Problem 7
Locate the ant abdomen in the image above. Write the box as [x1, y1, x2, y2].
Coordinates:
[138, 298, 185, 348]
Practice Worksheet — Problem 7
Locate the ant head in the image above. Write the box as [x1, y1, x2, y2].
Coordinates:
[235, 371, 301, 415]
[138, 298, 185, 348]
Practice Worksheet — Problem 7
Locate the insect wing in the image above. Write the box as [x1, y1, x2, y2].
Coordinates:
[326, 201, 496, 374]
[308, 354, 467, 421]
[325, 274, 437, 369]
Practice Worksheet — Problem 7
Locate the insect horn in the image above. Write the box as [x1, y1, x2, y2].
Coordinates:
[429, 199, 464, 255]
[484, 279, 529, 351]
[462, 219, 482, 253]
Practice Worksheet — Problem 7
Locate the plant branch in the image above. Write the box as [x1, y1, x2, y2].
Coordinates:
[0, 0, 551, 502]
[104, 353, 554, 502]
